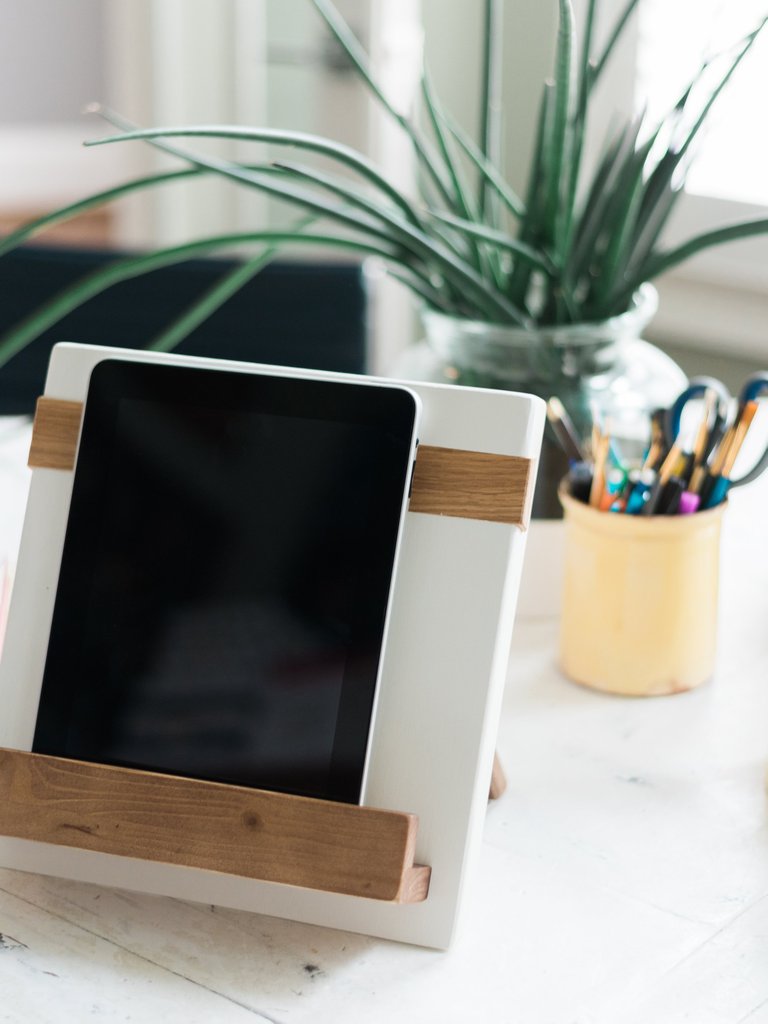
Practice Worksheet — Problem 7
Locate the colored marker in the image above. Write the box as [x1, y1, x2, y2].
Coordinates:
[625, 468, 658, 514]
[567, 460, 594, 504]
[658, 475, 686, 515]
[598, 466, 628, 510]
[678, 491, 700, 515]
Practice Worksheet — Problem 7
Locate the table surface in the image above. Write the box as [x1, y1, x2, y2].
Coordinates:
[1, 415, 767, 1024]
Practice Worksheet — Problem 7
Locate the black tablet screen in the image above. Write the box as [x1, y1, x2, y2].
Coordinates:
[33, 360, 418, 803]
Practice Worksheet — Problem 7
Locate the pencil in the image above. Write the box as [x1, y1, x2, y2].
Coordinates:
[589, 431, 610, 509]
[658, 442, 684, 486]
[692, 390, 717, 466]
[642, 409, 667, 471]
[721, 400, 759, 478]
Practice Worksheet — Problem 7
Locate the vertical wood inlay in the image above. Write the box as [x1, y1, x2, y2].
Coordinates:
[409, 444, 532, 528]
[28, 397, 83, 470]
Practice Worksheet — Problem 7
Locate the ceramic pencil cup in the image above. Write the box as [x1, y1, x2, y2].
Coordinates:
[558, 489, 725, 696]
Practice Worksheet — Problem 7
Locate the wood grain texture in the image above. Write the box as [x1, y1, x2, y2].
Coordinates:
[27, 397, 83, 470]
[25, 399, 533, 527]
[488, 753, 507, 801]
[0, 749, 430, 903]
[409, 444, 532, 528]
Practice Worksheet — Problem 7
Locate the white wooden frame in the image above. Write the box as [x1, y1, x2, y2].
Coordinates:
[0, 343, 544, 948]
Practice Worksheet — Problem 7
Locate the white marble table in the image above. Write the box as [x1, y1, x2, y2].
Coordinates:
[1, 415, 767, 1024]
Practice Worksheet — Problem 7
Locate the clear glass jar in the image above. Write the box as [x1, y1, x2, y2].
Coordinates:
[393, 285, 686, 518]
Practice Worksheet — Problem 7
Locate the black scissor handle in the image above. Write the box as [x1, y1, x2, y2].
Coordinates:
[729, 373, 768, 487]
[666, 376, 731, 459]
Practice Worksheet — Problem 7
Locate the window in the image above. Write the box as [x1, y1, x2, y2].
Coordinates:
[637, 0, 768, 207]
[629, 0, 768, 358]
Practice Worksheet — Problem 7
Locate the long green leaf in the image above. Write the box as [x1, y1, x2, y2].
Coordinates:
[590, 0, 641, 88]
[148, 250, 277, 353]
[384, 267, 457, 313]
[544, 0, 576, 260]
[281, 140, 487, 276]
[442, 114, 525, 219]
[585, 164, 647, 316]
[426, 210, 554, 274]
[420, 73, 476, 224]
[270, 159, 469, 303]
[0, 168, 208, 259]
[0, 230, 438, 371]
[635, 20, 767, 240]
[86, 108, 493, 312]
[271, 158, 458, 260]
[267, 160, 526, 315]
[672, 22, 767, 170]
[310, 0, 454, 207]
[623, 182, 681, 283]
[478, 0, 504, 218]
[619, 19, 768, 290]
[507, 82, 553, 309]
[85, 121, 423, 227]
[417, 53, 507, 288]
[87, 109, 412, 250]
[148, 213, 318, 352]
[631, 83, 698, 232]
[561, 0, 599, 256]
[633, 218, 768, 287]
[420, 71, 493, 280]
[579, 0, 599, 88]
[87, 113, 527, 323]
[566, 115, 645, 285]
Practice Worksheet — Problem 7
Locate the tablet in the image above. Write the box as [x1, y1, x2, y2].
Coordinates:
[31, 359, 420, 804]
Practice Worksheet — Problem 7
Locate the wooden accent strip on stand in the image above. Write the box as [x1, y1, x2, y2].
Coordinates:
[409, 444, 532, 528]
[0, 749, 431, 903]
[27, 398, 534, 528]
[28, 397, 83, 470]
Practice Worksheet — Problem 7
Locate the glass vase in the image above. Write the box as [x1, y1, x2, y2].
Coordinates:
[394, 284, 686, 518]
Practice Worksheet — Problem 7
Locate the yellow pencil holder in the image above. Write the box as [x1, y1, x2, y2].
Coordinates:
[558, 488, 725, 696]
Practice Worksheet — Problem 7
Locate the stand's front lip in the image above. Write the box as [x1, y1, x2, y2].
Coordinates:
[0, 747, 431, 904]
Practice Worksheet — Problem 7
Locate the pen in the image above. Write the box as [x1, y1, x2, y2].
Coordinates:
[657, 475, 686, 515]
[567, 460, 594, 503]
[546, 397, 586, 462]
[599, 466, 628, 511]
[635, 443, 682, 515]
[625, 468, 658, 514]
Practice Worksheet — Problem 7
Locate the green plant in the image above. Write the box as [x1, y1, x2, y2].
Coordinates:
[1, 0, 767, 370]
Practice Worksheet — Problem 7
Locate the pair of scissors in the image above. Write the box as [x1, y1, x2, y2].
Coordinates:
[666, 372, 768, 488]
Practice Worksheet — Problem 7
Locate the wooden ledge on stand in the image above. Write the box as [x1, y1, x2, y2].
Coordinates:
[0, 748, 431, 904]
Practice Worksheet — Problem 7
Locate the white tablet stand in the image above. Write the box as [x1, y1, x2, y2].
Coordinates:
[0, 344, 544, 949]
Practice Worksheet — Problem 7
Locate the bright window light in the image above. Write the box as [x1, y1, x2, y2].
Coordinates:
[636, 0, 768, 207]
